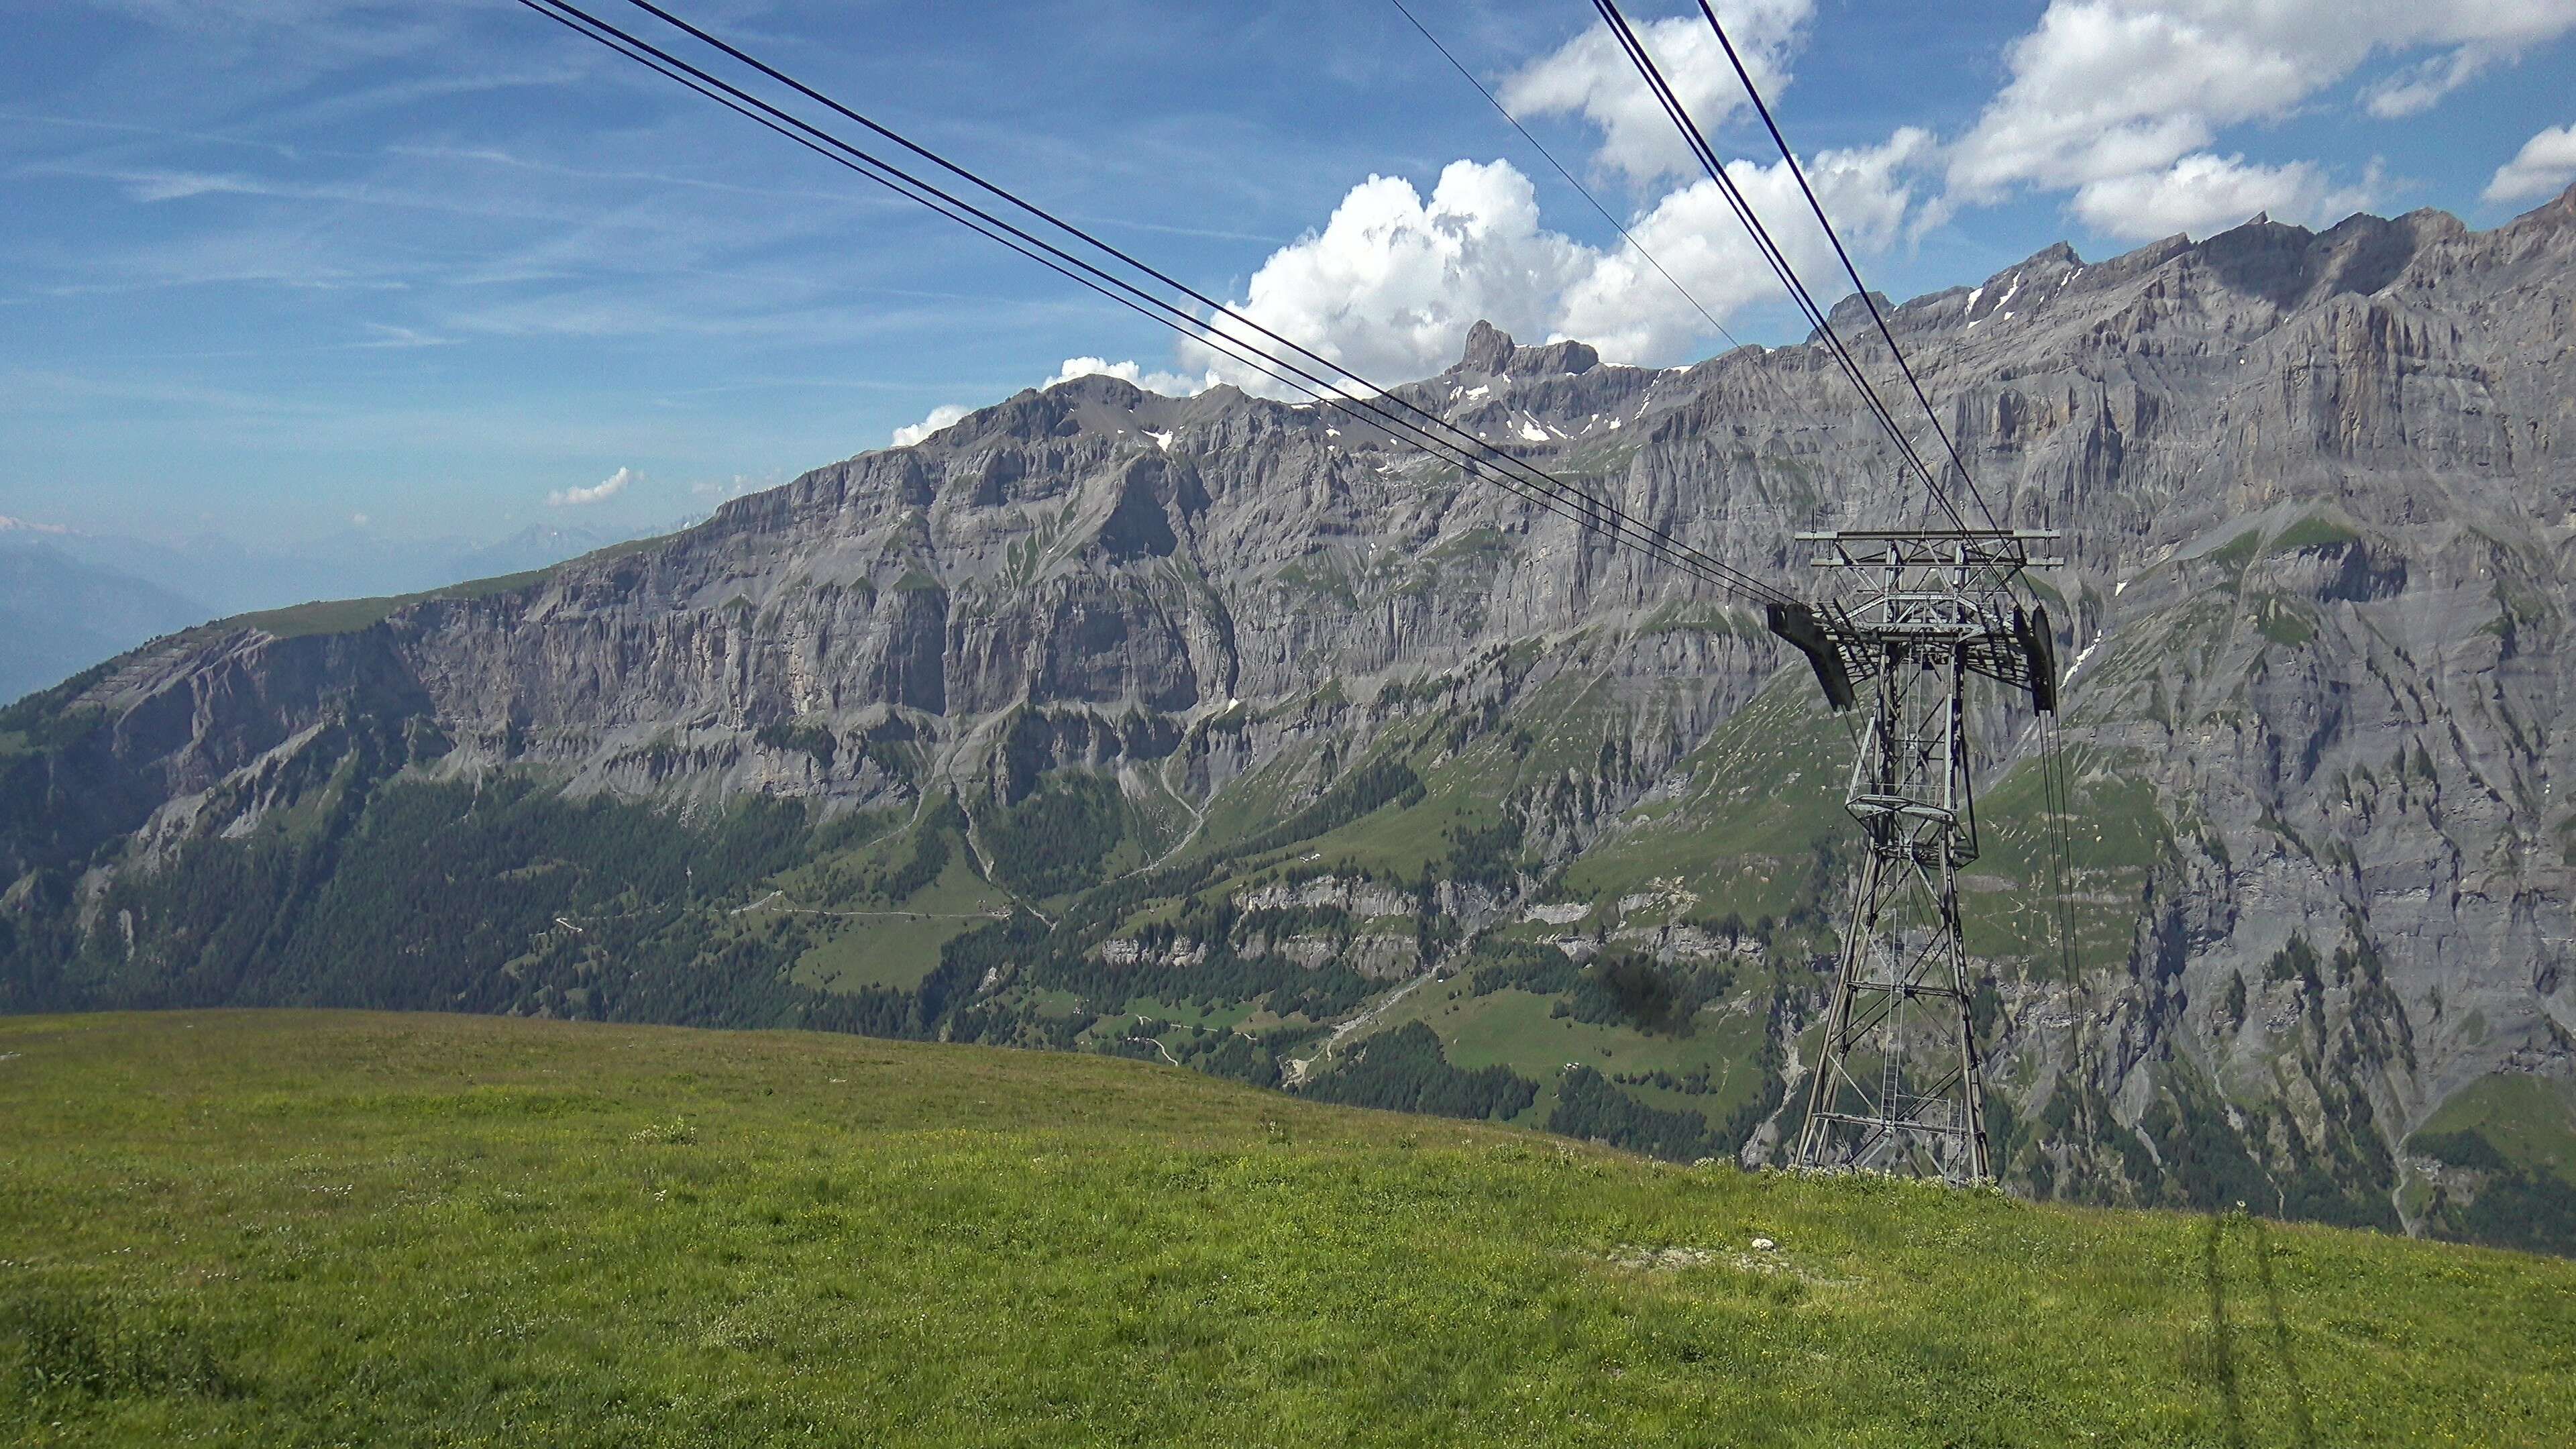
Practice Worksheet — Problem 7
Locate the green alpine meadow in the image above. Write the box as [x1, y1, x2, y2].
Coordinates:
[3, 1010, 2571, 1446]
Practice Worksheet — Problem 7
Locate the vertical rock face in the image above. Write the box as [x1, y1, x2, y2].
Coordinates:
[7, 187, 2576, 1231]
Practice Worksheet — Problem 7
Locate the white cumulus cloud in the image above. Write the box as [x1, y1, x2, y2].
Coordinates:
[2485, 122, 2576, 202]
[547, 466, 633, 507]
[1500, 1, 1813, 184]
[2072, 153, 2385, 239]
[1947, 1, 2576, 227]
[1042, 356, 1212, 394]
[890, 405, 970, 447]
[1183, 160, 1592, 388]
[1560, 129, 1932, 359]
[1183, 137, 1929, 385]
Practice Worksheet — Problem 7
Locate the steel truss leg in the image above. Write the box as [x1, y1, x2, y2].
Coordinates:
[1794, 659, 1993, 1185]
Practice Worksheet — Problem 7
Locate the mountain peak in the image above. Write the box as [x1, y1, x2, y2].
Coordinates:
[2019, 240, 2085, 271]
[1459, 320, 1515, 374]
[1454, 321, 1598, 378]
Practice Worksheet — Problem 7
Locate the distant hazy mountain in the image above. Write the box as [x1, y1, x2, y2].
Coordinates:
[0, 529, 211, 704]
[444, 522, 661, 580]
[0, 516, 690, 702]
[30, 518, 690, 623]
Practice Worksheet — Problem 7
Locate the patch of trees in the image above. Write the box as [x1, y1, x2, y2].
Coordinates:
[0, 771, 1024, 1047]
[985, 773, 1124, 897]
[1547, 984, 1793, 1164]
[1167, 1022, 1328, 1090]
[1466, 940, 1732, 1036]
[2422, 1133, 2576, 1254]
[2275, 1072, 2400, 1230]
[1466, 938, 1582, 997]
[2131, 1073, 2273, 1214]
[1611, 1066, 1717, 1095]
[2334, 935, 2415, 1072]
[922, 909, 1045, 1023]
[874, 796, 967, 902]
[1549, 1065, 1725, 1162]
[1440, 814, 1524, 890]
[2413, 1129, 2508, 1172]
[1302, 1022, 1536, 1122]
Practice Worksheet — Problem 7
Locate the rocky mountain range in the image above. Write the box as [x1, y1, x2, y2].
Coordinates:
[7, 184, 2576, 1252]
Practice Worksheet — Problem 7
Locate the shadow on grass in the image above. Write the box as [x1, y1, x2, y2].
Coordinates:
[2248, 1216, 2320, 1448]
[2, 1288, 244, 1404]
[2202, 1213, 2247, 1448]
[2202, 1211, 2320, 1449]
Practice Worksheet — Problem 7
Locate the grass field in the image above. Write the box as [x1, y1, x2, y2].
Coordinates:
[4, 1011, 2573, 1446]
[2416, 1073, 2576, 1186]
[786, 849, 1013, 994]
[1383, 976, 1774, 1130]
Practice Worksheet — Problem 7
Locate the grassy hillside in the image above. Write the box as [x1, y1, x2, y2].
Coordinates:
[5, 1012, 2571, 1446]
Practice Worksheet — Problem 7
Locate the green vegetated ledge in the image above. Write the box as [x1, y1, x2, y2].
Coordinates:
[214, 531, 684, 642]
[2, 1010, 2570, 1448]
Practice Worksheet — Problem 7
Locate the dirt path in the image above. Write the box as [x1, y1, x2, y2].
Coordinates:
[1142, 755, 1209, 873]
[1124, 1016, 1183, 1068]
[1283, 970, 1438, 1086]
[728, 888, 1008, 923]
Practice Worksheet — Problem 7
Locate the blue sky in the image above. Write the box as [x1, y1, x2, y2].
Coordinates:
[4, 0, 2573, 546]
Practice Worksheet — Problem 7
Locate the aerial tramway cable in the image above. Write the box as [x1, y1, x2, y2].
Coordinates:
[517, 0, 1801, 612]
[1385, 0, 1748, 355]
[1594, 1, 2090, 1081]
[1688, 1, 2002, 532]
[1587, 0, 1974, 535]
[1389, 0, 1864, 492]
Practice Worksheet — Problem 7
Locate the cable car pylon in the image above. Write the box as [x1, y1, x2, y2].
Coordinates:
[1768, 525, 2063, 1184]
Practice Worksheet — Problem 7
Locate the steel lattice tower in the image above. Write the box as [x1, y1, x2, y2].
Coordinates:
[1766, 527, 2061, 1185]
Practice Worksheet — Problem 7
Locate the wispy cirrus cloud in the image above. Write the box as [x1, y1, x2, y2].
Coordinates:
[354, 322, 454, 350]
